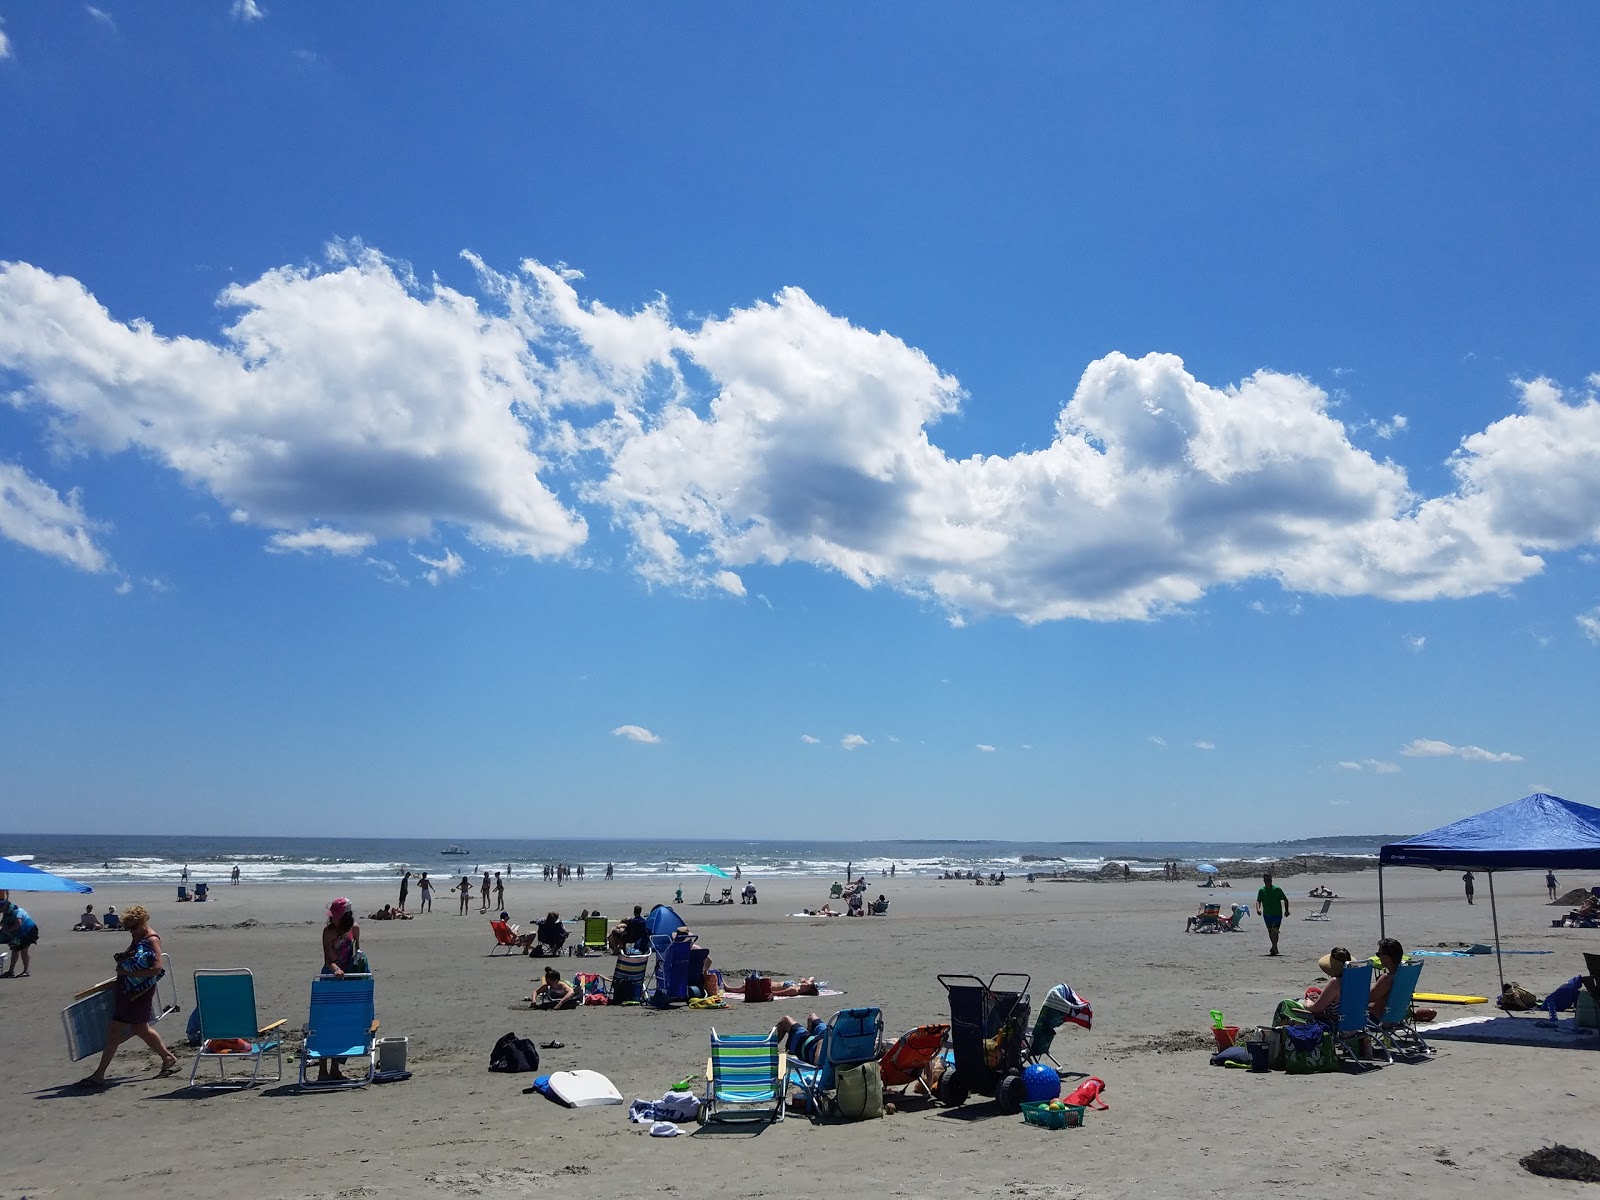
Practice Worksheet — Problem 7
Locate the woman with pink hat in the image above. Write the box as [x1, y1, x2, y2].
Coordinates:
[320, 898, 362, 980]
[317, 898, 363, 1083]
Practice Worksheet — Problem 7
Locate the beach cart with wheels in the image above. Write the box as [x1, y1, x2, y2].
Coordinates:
[934, 973, 1031, 1113]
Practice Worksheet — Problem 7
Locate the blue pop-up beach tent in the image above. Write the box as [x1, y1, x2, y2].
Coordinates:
[1379, 793, 1600, 997]
[0, 856, 93, 894]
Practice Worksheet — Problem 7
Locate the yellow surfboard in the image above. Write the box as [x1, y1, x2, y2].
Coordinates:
[1414, 992, 1488, 1004]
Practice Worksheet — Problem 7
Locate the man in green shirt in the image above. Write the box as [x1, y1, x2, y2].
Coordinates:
[1256, 872, 1289, 956]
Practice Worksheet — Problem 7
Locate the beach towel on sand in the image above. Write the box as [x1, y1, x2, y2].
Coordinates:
[628, 1091, 700, 1124]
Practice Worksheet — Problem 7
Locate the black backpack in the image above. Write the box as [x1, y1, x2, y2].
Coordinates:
[489, 1032, 541, 1073]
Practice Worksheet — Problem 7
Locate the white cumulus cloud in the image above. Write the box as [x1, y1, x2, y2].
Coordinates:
[840, 733, 867, 750]
[0, 463, 111, 573]
[800, 734, 819, 744]
[86, 7, 116, 30]
[1147, 735, 1166, 747]
[415, 547, 465, 585]
[1401, 738, 1521, 763]
[611, 724, 660, 744]
[0, 16, 12, 60]
[1578, 608, 1600, 644]
[1193, 740, 1215, 751]
[4, 250, 1600, 624]
[1339, 759, 1401, 774]
[267, 527, 375, 556]
[231, 0, 266, 20]
[976, 743, 996, 752]
[0, 248, 586, 568]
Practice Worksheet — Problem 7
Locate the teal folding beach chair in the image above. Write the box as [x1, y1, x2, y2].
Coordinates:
[1370, 960, 1432, 1059]
[298, 974, 379, 1089]
[187, 969, 286, 1089]
[1329, 963, 1375, 1069]
[787, 1007, 884, 1121]
[699, 1030, 786, 1126]
[610, 953, 649, 1004]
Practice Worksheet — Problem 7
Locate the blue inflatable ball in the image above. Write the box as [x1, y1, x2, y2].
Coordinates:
[1021, 1062, 1060, 1102]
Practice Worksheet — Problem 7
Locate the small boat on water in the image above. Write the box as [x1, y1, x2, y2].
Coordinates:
[441, 845, 469, 856]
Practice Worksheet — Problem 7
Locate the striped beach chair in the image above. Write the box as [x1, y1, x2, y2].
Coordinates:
[699, 1030, 786, 1126]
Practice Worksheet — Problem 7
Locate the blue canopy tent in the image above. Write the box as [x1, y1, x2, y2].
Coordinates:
[1379, 793, 1600, 999]
[0, 856, 93, 894]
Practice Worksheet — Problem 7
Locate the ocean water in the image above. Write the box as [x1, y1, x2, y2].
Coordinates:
[0, 833, 1386, 888]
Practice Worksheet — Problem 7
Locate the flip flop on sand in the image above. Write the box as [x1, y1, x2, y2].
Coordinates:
[157, 1059, 181, 1077]
[539, 1040, 565, 1049]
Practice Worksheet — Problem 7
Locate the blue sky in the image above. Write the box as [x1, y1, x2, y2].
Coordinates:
[1, 5, 1597, 840]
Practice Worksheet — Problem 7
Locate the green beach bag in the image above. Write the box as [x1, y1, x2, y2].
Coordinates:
[833, 1061, 884, 1120]
[1282, 1023, 1336, 1074]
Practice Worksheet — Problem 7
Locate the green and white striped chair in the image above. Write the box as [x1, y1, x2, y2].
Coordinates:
[698, 1029, 786, 1126]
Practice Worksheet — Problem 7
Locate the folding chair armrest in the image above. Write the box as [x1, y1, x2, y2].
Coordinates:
[259, 1019, 288, 1036]
[74, 978, 117, 1001]
[369, 1019, 380, 1035]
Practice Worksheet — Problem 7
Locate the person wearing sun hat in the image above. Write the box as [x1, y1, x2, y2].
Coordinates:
[1272, 946, 1352, 1027]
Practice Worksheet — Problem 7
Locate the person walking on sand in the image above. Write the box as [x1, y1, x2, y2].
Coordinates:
[494, 871, 505, 912]
[73, 905, 179, 1087]
[231, 865, 240, 885]
[1546, 870, 1558, 901]
[1256, 872, 1289, 956]
[418, 872, 434, 913]
[398, 870, 412, 914]
[456, 876, 473, 915]
[1463, 871, 1475, 905]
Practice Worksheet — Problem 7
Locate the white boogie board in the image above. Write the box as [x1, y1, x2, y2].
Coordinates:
[547, 1069, 623, 1107]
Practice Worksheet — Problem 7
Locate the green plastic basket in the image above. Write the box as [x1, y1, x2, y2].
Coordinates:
[1020, 1101, 1086, 1129]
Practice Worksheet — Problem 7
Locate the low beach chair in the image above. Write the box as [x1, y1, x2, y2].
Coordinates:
[877, 1022, 949, 1099]
[788, 1007, 884, 1121]
[1370, 960, 1432, 1059]
[489, 919, 521, 956]
[1328, 963, 1376, 1069]
[298, 974, 380, 1090]
[700, 1029, 786, 1126]
[187, 969, 286, 1089]
[1304, 898, 1333, 921]
[610, 953, 649, 1004]
[582, 914, 609, 955]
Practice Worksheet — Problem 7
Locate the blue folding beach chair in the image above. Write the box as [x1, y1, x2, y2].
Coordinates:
[700, 1029, 786, 1126]
[1370, 960, 1432, 1059]
[187, 968, 286, 1089]
[1329, 963, 1375, 1069]
[787, 1007, 884, 1120]
[298, 974, 379, 1089]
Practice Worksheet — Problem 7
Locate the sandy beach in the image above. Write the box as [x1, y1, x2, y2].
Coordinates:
[5, 867, 1597, 1199]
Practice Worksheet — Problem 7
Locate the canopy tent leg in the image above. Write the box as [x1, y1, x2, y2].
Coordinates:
[1377, 864, 1385, 940]
[1488, 871, 1507, 1007]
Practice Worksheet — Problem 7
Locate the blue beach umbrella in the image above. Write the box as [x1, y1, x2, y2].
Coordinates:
[1196, 863, 1219, 874]
[0, 856, 93, 893]
[695, 864, 732, 879]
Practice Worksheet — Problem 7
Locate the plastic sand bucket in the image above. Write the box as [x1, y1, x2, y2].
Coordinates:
[1211, 1026, 1241, 1051]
